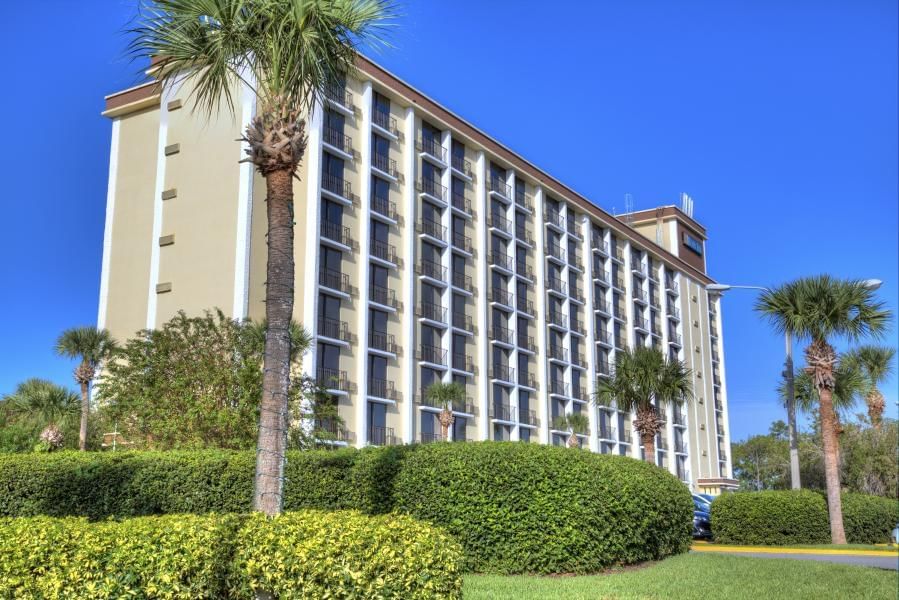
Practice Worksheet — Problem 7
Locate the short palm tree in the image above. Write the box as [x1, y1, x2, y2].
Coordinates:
[424, 381, 465, 441]
[842, 345, 896, 429]
[553, 412, 590, 448]
[55, 327, 118, 450]
[2, 379, 80, 448]
[130, 0, 395, 515]
[594, 346, 692, 463]
[757, 275, 890, 544]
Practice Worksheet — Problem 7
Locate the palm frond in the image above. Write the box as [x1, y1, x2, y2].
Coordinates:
[55, 327, 118, 367]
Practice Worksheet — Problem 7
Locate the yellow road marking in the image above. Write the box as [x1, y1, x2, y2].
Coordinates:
[691, 544, 899, 557]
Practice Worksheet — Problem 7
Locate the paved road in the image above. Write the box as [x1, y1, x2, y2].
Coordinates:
[692, 550, 898, 570]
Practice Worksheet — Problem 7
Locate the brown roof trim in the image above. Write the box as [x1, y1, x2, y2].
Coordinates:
[104, 81, 160, 114]
[356, 56, 714, 284]
[625, 205, 707, 238]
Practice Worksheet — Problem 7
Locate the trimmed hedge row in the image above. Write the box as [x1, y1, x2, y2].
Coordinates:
[0, 510, 463, 599]
[710, 490, 899, 545]
[0, 442, 693, 574]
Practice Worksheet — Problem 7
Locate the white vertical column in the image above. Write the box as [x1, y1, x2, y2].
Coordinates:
[533, 187, 550, 444]
[581, 216, 598, 452]
[97, 118, 120, 330]
[301, 105, 324, 382]
[507, 171, 520, 442]
[659, 264, 679, 477]
[232, 72, 257, 320]
[400, 106, 417, 444]
[474, 151, 490, 441]
[713, 296, 733, 478]
[440, 130, 453, 387]
[355, 82, 374, 448]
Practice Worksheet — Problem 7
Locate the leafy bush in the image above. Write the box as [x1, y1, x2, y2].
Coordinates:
[711, 490, 899, 545]
[0, 511, 463, 599]
[391, 441, 692, 574]
[232, 511, 462, 599]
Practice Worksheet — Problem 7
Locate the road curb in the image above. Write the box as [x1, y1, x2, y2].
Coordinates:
[691, 544, 899, 557]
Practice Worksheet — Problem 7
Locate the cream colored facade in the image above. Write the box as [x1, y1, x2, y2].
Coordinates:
[99, 58, 736, 492]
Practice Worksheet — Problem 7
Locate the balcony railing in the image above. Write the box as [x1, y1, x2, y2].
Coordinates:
[600, 426, 617, 440]
[517, 296, 535, 315]
[370, 239, 397, 264]
[490, 287, 514, 307]
[656, 437, 669, 451]
[419, 432, 444, 444]
[669, 333, 683, 347]
[371, 195, 398, 221]
[452, 311, 473, 332]
[452, 352, 474, 373]
[613, 247, 625, 262]
[615, 335, 628, 349]
[515, 190, 533, 212]
[372, 109, 398, 135]
[517, 334, 536, 352]
[451, 270, 472, 290]
[488, 212, 513, 234]
[596, 359, 611, 376]
[416, 217, 447, 242]
[596, 330, 612, 346]
[452, 231, 472, 254]
[417, 344, 447, 366]
[572, 352, 586, 368]
[417, 178, 448, 202]
[318, 317, 351, 342]
[515, 224, 534, 245]
[320, 220, 355, 249]
[319, 267, 353, 295]
[492, 323, 514, 344]
[317, 367, 350, 392]
[570, 317, 585, 335]
[371, 153, 399, 178]
[594, 268, 610, 284]
[634, 316, 649, 331]
[490, 402, 513, 421]
[369, 377, 398, 401]
[324, 84, 353, 110]
[548, 345, 569, 362]
[544, 209, 565, 229]
[417, 394, 475, 415]
[323, 126, 353, 154]
[675, 440, 688, 454]
[547, 276, 566, 294]
[665, 280, 679, 294]
[490, 364, 515, 383]
[368, 426, 397, 447]
[417, 135, 447, 162]
[673, 408, 686, 426]
[416, 258, 447, 281]
[451, 192, 472, 216]
[488, 175, 511, 198]
[368, 331, 398, 354]
[451, 154, 472, 177]
[613, 275, 625, 290]
[369, 283, 399, 309]
[417, 301, 447, 323]
[550, 379, 569, 396]
[519, 408, 539, 426]
[321, 173, 353, 202]
[490, 251, 515, 272]
[633, 290, 649, 304]
[548, 311, 568, 328]
[621, 429, 633, 444]
[668, 306, 681, 320]
[596, 299, 612, 315]
[570, 286, 585, 304]
[314, 419, 353, 443]
[546, 242, 566, 261]
[515, 261, 534, 280]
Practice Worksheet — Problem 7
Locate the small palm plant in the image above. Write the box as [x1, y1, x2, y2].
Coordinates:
[130, 0, 396, 515]
[3, 379, 80, 450]
[757, 275, 890, 544]
[55, 327, 118, 450]
[595, 346, 692, 463]
[841, 346, 896, 429]
[424, 382, 465, 441]
[553, 412, 590, 448]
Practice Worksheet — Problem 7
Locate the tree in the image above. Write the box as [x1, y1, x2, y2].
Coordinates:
[731, 426, 790, 491]
[424, 382, 465, 441]
[757, 275, 891, 543]
[54, 327, 118, 450]
[97, 310, 317, 450]
[595, 346, 692, 463]
[1, 379, 80, 451]
[842, 346, 896, 429]
[553, 412, 590, 448]
[130, 0, 396, 515]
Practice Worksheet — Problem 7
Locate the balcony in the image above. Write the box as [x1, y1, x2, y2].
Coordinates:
[599, 426, 617, 440]
[572, 352, 586, 368]
[369, 377, 398, 401]
[515, 224, 534, 246]
[451, 154, 472, 178]
[613, 275, 625, 290]
[369, 283, 399, 310]
[419, 432, 444, 444]
[452, 352, 474, 373]
[546, 242, 566, 262]
[712, 349, 721, 362]
[621, 429, 633, 444]
[370, 239, 397, 266]
[452, 311, 474, 332]
[324, 84, 353, 113]
[491, 323, 514, 345]
[669, 333, 683, 347]
[416, 217, 447, 243]
[596, 330, 612, 346]
[668, 306, 681, 321]
[488, 212, 513, 235]
[613, 247, 625, 262]
[596, 359, 611, 376]
[665, 280, 679, 294]
[417, 394, 475, 415]
[515, 190, 533, 212]
[570, 285, 585, 305]
[368, 331, 398, 354]
[517, 296, 535, 315]
[490, 250, 515, 273]
[490, 364, 515, 383]
[710, 324, 719, 338]
[596, 299, 612, 315]
[368, 426, 397, 447]
[489, 402, 513, 421]
[634, 316, 649, 332]
[416, 301, 447, 324]
[547, 276, 566, 295]
[416, 258, 447, 282]
[570, 251, 584, 271]
[417, 344, 448, 366]
[614, 335, 628, 349]
[321, 173, 354, 205]
[317, 367, 351, 393]
[656, 437, 669, 451]
[515, 261, 534, 281]
[548, 345, 569, 363]
[451, 192, 472, 216]
[417, 135, 447, 164]
[371, 153, 399, 179]
[633, 290, 649, 305]
[547, 311, 568, 329]
[323, 126, 353, 157]
[594, 268, 610, 284]
[319, 267, 354, 296]
[675, 440, 688, 454]
[570, 317, 585, 335]
[372, 109, 398, 137]
[544, 209, 565, 230]
[451, 270, 473, 290]
[314, 419, 353, 444]
[550, 379, 570, 397]
[517, 334, 536, 352]
[673, 407, 686, 426]
[512, 407, 536, 427]
[371, 195, 398, 222]
[318, 317, 351, 343]
[713, 374, 722, 386]
[320, 220, 356, 250]
[488, 175, 511, 199]
[417, 178, 448, 204]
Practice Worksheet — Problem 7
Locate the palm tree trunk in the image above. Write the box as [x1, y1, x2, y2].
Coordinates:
[819, 387, 847, 544]
[640, 430, 656, 464]
[253, 167, 295, 516]
[867, 390, 885, 430]
[79, 380, 89, 451]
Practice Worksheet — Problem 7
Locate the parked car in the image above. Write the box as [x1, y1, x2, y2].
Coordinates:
[692, 493, 712, 512]
[693, 510, 712, 539]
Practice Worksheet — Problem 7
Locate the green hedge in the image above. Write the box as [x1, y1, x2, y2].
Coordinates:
[0, 510, 463, 599]
[0, 443, 693, 574]
[711, 490, 899, 545]
[391, 442, 692, 573]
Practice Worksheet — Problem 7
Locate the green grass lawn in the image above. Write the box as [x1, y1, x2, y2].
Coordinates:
[464, 553, 897, 600]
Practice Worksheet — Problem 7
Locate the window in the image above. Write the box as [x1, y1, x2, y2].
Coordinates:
[370, 264, 388, 289]
[373, 91, 390, 121]
[371, 133, 390, 164]
[370, 309, 387, 334]
[453, 416, 467, 441]
[520, 427, 531, 443]
[683, 232, 703, 256]
[320, 246, 342, 272]
[369, 355, 387, 381]
[321, 198, 343, 227]
[324, 109, 344, 135]
[318, 294, 341, 322]
[371, 220, 389, 246]
[318, 342, 341, 371]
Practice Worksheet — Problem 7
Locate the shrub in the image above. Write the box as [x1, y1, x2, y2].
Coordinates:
[0, 511, 463, 599]
[390, 441, 692, 574]
[842, 492, 899, 544]
[710, 490, 899, 545]
[231, 510, 463, 599]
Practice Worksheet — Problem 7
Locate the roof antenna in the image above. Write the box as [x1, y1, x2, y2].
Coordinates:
[624, 193, 634, 226]
[680, 192, 694, 217]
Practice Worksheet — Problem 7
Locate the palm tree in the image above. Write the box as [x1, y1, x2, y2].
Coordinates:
[842, 346, 896, 429]
[2, 379, 80, 448]
[757, 275, 890, 544]
[130, 0, 395, 515]
[424, 381, 465, 441]
[594, 346, 692, 464]
[553, 412, 590, 448]
[55, 327, 118, 451]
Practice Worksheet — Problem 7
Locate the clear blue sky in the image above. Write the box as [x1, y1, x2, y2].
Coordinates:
[1, 1, 896, 442]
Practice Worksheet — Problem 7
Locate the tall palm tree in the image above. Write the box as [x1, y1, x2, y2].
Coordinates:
[130, 0, 395, 515]
[757, 275, 890, 544]
[553, 412, 590, 448]
[842, 345, 896, 429]
[2, 379, 80, 448]
[595, 346, 692, 464]
[424, 381, 465, 441]
[55, 327, 118, 450]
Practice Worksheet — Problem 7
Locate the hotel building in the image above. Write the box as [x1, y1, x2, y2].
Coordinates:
[99, 57, 736, 493]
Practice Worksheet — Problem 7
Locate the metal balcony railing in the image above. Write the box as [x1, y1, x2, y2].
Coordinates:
[369, 377, 398, 401]
[596, 359, 611, 376]
[323, 126, 353, 154]
[417, 178, 448, 202]
[317, 367, 350, 392]
[451, 154, 472, 177]
[452, 352, 474, 373]
[452, 231, 472, 254]
[547, 276, 566, 294]
[488, 175, 511, 198]
[319, 267, 353, 295]
[318, 317, 351, 342]
[372, 109, 398, 135]
[416, 301, 447, 323]
[314, 419, 353, 443]
[669, 333, 683, 347]
[546, 242, 566, 261]
[488, 212, 513, 234]
[490, 287, 514, 307]
[490, 251, 515, 272]
[371, 153, 398, 178]
[416, 217, 447, 241]
[515, 225, 534, 245]
[368, 331, 398, 354]
[492, 323, 514, 344]
[548, 345, 569, 362]
[515, 261, 534, 280]
[369, 283, 399, 309]
[417, 393, 475, 415]
[416, 258, 447, 281]
[371, 195, 398, 221]
[600, 426, 617, 440]
[550, 379, 569, 396]
[519, 408, 539, 426]
[596, 330, 612, 346]
[416, 344, 447, 366]
[321, 173, 353, 202]
[370, 239, 397, 264]
[490, 364, 515, 383]
[515, 190, 533, 212]
[451, 192, 472, 216]
[518, 334, 536, 353]
[369, 426, 396, 446]
[324, 83, 353, 110]
[544, 209, 565, 229]
[666, 280, 679, 294]
[452, 311, 473, 332]
[320, 220, 355, 249]
[517, 296, 535, 315]
[451, 270, 472, 290]
[417, 135, 447, 162]
[490, 402, 513, 421]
